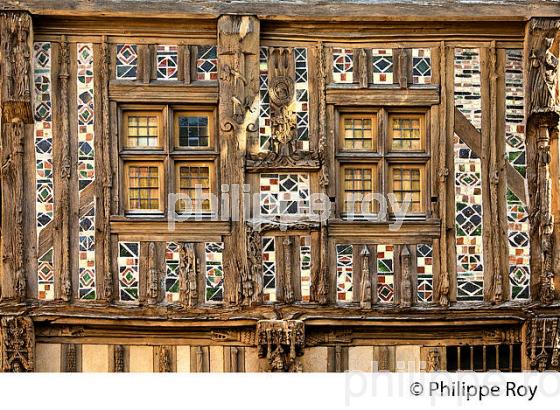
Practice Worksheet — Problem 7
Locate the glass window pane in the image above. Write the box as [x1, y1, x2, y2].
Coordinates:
[177, 114, 210, 148]
[126, 114, 159, 148]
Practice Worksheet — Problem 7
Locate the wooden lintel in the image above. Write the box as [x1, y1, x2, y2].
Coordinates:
[326, 86, 440, 106]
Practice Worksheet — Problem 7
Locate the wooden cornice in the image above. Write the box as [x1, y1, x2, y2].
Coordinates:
[5, 1, 560, 21]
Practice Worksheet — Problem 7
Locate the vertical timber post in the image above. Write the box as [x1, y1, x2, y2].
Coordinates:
[217, 15, 260, 306]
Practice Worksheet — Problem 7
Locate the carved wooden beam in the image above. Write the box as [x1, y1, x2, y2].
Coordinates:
[101, 36, 114, 302]
[217, 15, 259, 306]
[0, 11, 33, 302]
[56, 36, 72, 302]
[454, 107, 527, 204]
[257, 320, 304, 372]
[1, 316, 34, 372]
[525, 18, 560, 304]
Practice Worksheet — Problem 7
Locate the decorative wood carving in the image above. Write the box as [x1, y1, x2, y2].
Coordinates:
[195, 346, 204, 372]
[210, 329, 257, 345]
[358, 48, 368, 88]
[400, 245, 412, 307]
[147, 242, 159, 304]
[158, 346, 172, 372]
[179, 242, 198, 307]
[527, 317, 560, 371]
[525, 18, 559, 304]
[315, 41, 330, 306]
[246, 46, 320, 171]
[218, 15, 259, 306]
[305, 329, 353, 347]
[64, 344, 77, 372]
[101, 37, 114, 302]
[360, 246, 372, 309]
[257, 320, 304, 372]
[283, 237, 294, 303]
[230, 346, 240, 372]
[247, 227, 263, 303]
[2, 121, 27, 302]
[1, 316, 34, 372]
[0, 12, 32, 301]
[426, 348, 441, 372]
[58, 36, 72, 302]
[0, 11, 33, 123]
[114, 345, 125, 372]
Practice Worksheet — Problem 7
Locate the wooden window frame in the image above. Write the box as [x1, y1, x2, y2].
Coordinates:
[121, 109, 164, 150]
[388, 163, 426, 215]
[123, 161, 165, 214]
[338, 112, 379, 152]
[119, 104, 218, 217]
[336, 107, 430, 220]
[339, 163, 379, 216]
[173, 109, 216, 151]
[387, 113, 426, 152]
[174, 160, 217, 216]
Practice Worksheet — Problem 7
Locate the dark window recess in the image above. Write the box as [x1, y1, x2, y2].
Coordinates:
[178, 116, 209, 147]
[446, 344, 521, 372]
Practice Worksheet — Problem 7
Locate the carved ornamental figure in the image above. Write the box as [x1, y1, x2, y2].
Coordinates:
[400, 245, 412, 308]
[1, 316, 34, 372]
[179, 243, 197, 307]
[257, 320, 304, 372]
[359, 246, 372, 309]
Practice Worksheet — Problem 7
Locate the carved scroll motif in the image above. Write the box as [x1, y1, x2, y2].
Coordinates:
[1, 316, 34, 372]
[400, 245, 412, 307]
[179, 242, 197, 307]
[360, 246, 372, 309]
[257, 320, 304, 372]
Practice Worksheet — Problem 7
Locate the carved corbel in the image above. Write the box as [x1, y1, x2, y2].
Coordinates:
[257, 320, 304, 372]
[360, 246, 372, 309]
[1, 316, 34, 372]
[179, 242, 198, 307]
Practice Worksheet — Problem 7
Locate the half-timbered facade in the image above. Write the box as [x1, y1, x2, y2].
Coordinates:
[0, 1, 560, 372]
